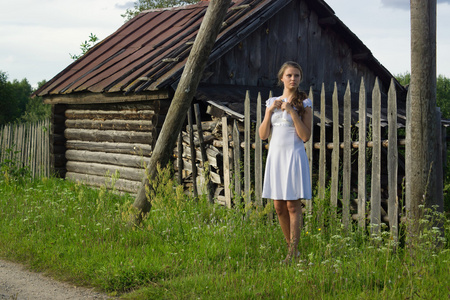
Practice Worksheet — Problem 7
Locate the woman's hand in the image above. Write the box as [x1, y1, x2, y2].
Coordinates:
[281, 101, 294, 115]
[268, 99, 283, 113]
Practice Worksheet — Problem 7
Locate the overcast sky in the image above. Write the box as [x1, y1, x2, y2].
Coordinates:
[1, 0, 449, 88]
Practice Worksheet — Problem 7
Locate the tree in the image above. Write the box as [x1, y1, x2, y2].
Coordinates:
[122, 0, 199, 21]
[395, 72, 450, 119]
[21, 80, 51, 123]
[0, 72, 50, 125]
[70, 33, 99, 60]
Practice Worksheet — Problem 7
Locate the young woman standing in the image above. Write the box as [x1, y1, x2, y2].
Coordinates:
[259, 61, 312, 263]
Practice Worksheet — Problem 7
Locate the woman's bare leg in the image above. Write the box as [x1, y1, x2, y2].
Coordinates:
[274, 200, 290, 247]
[286, 200, 302, 258]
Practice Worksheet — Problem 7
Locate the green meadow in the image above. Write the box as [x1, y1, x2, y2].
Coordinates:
[0, 164, 449, 299]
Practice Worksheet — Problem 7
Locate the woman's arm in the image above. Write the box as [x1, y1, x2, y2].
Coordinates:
[259, 99, 282, 140]
[283, 102, 312, 142]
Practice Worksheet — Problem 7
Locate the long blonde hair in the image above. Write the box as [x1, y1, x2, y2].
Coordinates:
[277, 61, 308, 117]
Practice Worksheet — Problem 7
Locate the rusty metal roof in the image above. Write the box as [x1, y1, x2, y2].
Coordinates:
[35, 0, 395, 97]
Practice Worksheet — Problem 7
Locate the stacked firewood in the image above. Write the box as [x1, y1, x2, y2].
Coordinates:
[173, 113, 243, 205]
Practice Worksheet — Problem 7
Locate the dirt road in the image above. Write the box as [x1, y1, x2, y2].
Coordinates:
[0, 260, 113, 300]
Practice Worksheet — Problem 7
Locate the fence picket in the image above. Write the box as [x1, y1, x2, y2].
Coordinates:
[233, 120, 242, 204]
[371, 78, 382, 233]
[358, 78, 367, 228]
[388, 78, 399, 241]
[331, 83, 340, 210]
[254, 92, 263, 207]
[343, 81, 352, 229]
[244, 91, 251, 201]
[305, 87, 314, 215]
[187, 107, 198, 199]
[222, 116, 231, 208]
[318, 83, 327, 199]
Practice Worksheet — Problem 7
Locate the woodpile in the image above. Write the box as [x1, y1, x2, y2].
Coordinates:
[172, 103, 245, 206]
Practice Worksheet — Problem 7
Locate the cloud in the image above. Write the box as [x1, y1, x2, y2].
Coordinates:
[381, 0, 450, 10]
[115, 1, 134, 10]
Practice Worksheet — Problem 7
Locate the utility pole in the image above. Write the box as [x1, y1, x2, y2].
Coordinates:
[130, 0, 232, 224]
[406, 0, 442, 236]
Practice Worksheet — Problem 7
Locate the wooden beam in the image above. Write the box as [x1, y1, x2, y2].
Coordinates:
[43, 91, 170, 105]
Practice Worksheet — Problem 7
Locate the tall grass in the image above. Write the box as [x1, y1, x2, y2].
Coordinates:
[0, 164, 449, 299]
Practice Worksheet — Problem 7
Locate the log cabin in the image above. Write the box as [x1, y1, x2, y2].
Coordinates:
[33, 0, 408, 196]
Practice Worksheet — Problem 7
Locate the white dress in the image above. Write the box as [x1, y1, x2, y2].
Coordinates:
[262, 97, 312, 200]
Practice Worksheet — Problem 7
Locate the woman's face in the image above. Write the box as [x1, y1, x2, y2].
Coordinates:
[280, 66, 301, 89]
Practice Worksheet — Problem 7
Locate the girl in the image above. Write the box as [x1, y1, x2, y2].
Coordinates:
[259, 61, 312, 263]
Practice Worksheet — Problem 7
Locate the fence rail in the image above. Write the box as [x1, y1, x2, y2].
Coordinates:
[0, 119, 50, 178]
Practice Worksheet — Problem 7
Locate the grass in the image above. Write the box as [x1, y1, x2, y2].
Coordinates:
[0, 165, 449, 299]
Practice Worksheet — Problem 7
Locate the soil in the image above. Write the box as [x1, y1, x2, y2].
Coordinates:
[0, 260, 114, 300]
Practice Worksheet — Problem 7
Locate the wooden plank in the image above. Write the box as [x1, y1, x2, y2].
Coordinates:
[65, 119, 154, 131]
[387, 78, 398, 241]
[188, 107, 198, 199]
[318, 83, 327, 199]
[66, 140, 152, 156]
[66, 149, 149, 168]
[222, 116, 231, 208]
[66, 161, 145, 182]
[43, 91, 169, 105]
[64, 128, 153, 144]
[342, 81, 352, 229]
[371, 78, 382, 233]
[65, 109, 157, 121]
[254, 92, 263, 207]
[358, 78, 367, 228]
[244, 90, 251, 201]
[66, 172, 141, 193]
[331, 82, 340, 210]
[194, 103, 214, 204]
[232, 120, 242, 204]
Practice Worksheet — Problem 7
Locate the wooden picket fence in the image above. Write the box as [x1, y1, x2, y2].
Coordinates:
[193, 77, 446, 241]
[0, 119, 50, 178]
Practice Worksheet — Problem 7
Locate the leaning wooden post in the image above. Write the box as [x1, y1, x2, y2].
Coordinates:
[130, 0, 232, 224]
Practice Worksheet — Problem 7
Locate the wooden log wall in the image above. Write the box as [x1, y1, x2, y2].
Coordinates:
[174, 77, 446, 241]
[64, 101, 160, 194]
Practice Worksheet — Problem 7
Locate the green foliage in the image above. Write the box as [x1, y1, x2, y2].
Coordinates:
[0, 146, 31, 182]
[436, 75, 450, 119]
[0, 167, 449, 299]
[121, 0, 199, 21]
[0, 72, 50, 125]
[70, 33, 99, 60]
[394, 72, 450, 119]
